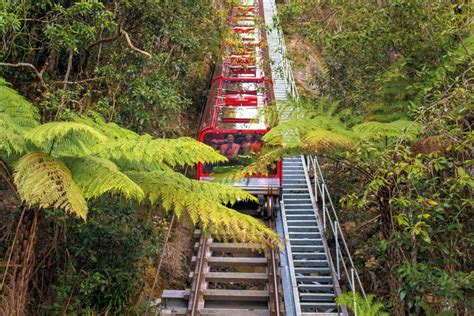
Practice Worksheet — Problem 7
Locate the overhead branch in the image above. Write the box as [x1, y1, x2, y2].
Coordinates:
[55, 49, 74, 120]
[86, 31, 121, 51]
[120, 29, 153, 59]
[0, 62, 47, 90]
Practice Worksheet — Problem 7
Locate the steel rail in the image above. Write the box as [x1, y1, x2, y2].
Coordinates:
[190, 234, 208, 316]
[268, 217, 281, 316]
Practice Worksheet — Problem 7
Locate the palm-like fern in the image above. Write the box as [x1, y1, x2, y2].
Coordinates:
[0, 77, 279, 247]
[336, 293, 388, 316]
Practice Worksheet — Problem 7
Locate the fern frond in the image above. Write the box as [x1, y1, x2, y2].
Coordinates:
[302, 128, 353, 152]
[71, 113, 140, 140]
[0, 113, 27, 155]
[353, 120, 419, 141]
[0, 77, 40, 130]
[100, 135, 227, 169]
[25, 122, 107, 156]
[14, 152, 87, 220]
[126, 170, 278, 246]
[127, 170, 257, 206]
[65, 156, 144, 200]
[336, 293, 388, 316]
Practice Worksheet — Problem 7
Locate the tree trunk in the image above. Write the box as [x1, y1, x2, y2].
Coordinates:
[1, 207, 39, 316]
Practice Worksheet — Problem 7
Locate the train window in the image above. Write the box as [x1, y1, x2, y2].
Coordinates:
[202, 132, 276, 175]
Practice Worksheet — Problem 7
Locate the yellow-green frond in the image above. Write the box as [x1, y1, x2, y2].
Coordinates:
[13, 152, 87, 220]
[72, 113, 139, 140]
[127, 170, 257, 206]
[0, 113, 28, 156]
[0, 77, 40, 130]
[302, 128, 353, 152]
[353, 120, 419, 141]
[25, 122, 107, 156]
[336, 293, 388, 316]
[65, 156, 144, 200]
[185, 196, 280, 247]
[126, 170, 277, 246]
[100, 135, 227, 169]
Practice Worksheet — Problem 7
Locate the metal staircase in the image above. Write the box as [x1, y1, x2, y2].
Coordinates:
[280, 156, 341, 315]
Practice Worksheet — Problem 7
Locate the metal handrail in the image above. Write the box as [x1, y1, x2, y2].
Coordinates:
[266, 0, 299, 101]
[305, 155, 366, 300]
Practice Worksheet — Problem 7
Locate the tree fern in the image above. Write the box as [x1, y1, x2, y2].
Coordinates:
[65, 156, 144, 200]
[336, 293, 388, 316]
[0, 78, 281, 247]
[13, 152, 88, 220]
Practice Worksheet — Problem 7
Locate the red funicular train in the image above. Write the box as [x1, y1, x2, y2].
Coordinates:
[197, 0, 282, 212]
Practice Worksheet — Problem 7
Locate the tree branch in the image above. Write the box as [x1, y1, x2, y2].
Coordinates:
[0, 62, 47, 90]
[55, 49, 73, 120]
[120, 29, 153, 59]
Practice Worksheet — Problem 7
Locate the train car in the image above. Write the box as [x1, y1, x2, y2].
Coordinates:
[196, 0, 281, 212]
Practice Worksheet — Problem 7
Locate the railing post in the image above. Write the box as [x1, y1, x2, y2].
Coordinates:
[322, 183, 326, 232]
[335, 220, 340, 280]
[313, 157, 318, 202]
[352, 268, 357, 316]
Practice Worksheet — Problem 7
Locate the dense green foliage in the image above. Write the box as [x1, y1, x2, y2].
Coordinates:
[0, 0, 224, 134]
[278, 0, 473, 314]
[43, 203, 162, 314]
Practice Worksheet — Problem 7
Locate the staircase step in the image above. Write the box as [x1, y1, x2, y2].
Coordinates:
[291, 244, 326, 251]
[298, 283, 334, 292]
[296, 275, 333, 283]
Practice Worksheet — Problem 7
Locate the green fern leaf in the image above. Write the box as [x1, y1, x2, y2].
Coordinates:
[0, 113, 27, 155]
[126, 170, 278, 246]
[353, 120, 419, 140]
[100, 135, 227, 169]
[14, 152, 87, 220]
[0, 77, 40, 130]
[65, 156, 144, 200]
[303, 128, 353, 151]
[25, 122, 107, 156]
[336, 293, 388, 316]
[72, 113, 139, 140]
[0, 77, 39, 156]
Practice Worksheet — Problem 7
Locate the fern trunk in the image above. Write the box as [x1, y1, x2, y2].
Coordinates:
[1, 206, 39, 316]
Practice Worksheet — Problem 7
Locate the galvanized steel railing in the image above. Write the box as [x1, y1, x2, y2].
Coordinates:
[305, 156, 367, 301]
[266, 0, 299, 100]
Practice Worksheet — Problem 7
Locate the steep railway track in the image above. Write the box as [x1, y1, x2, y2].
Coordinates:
[188, 218, 283, 316]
